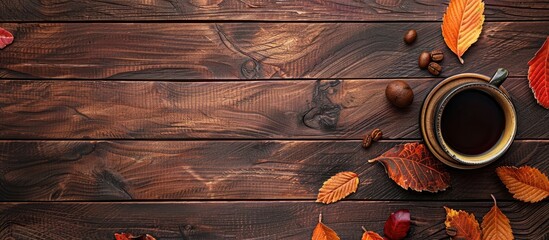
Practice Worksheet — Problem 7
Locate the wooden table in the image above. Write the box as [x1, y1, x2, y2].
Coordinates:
[0, 1, 548, 239]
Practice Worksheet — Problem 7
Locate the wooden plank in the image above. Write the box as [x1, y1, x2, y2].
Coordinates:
[1, 0, 548, 22]
[0, 22, 547, 79]
[0, 201, 547, 239]
[0, 79, 546, 139]
[1, 140, 546, 201]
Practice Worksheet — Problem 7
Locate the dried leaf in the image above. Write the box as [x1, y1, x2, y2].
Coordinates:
[444, 207, 481, 240]
[368, 143, 450, 193]
[0, 27, 13, 49]
[481, 195, 513, 240]
[384, 209, 410, 240]
[496, 166, 549, 203]
[527, 36, 549, 109]
[441, 0, 485, 64]
[361, 227, 384, 240]
[114, 233, 156, 240]
[312, 214, 340, 240]
[316, 171, 359, 204]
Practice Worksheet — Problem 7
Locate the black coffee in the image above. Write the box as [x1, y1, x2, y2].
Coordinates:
[440, 89, 505, 155]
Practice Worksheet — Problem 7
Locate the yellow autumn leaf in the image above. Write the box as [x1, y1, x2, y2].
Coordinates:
[316, 171, 359, 204]
[441, 0, 485, 64]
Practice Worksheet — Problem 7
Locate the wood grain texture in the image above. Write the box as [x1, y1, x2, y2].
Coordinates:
[0, 22, 547, 79]
[1, 0, 548, 22]
[0, 201, 547, 239]
[1, 78, 546, 139]
[0, 140, 546, 201]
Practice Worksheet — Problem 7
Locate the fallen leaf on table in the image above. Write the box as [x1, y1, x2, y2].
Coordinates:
[527, 36, 549, 109]
[312, 214, 340, 240]
[114, 233, 156, 240]
[384, 209, 410, 240]
[368, 142, 450, 193]
[0, 27, 14, 49]
[441, 0, 485, 64]
[481, 195, 513, 240]
[361, 227, 384, 240]
[444, 207, 481, 240]
[496, 166, 549, 203]
[316, 171, 359, 204]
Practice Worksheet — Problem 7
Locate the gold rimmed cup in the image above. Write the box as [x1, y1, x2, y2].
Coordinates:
[421, 68, 517, 168]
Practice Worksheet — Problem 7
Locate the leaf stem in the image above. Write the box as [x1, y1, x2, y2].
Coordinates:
[319, 213, 322, 223]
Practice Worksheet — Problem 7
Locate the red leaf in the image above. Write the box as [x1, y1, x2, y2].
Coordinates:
[0, 27, 13, 49]
[383, 209, 411, 240]
[368, 142, 450, 192]
[114, 233, 156, 240]
[527, 36, 549, 109]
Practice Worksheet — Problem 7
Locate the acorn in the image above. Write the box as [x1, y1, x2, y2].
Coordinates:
[385, 80, 414, 108]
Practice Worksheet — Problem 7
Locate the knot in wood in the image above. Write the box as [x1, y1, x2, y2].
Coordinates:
[241, 59, 260, 79]
[302, 80, 342, 130]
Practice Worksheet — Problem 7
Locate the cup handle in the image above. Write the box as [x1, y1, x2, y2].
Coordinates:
[489, 68, 509, 87]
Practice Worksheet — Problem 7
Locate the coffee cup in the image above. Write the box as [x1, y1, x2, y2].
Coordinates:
[420, 68, 517, 169]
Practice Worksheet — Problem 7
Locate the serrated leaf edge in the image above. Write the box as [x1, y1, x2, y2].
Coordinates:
[316, 172, 359, 204]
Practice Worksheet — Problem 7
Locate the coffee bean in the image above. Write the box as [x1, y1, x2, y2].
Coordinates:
[446, 227, 457, 237]
[371, 129, 383, 141]
[403, 29, 417, 44]
[362, 134, 373, 149]
[418, 51, 430, 69]
[430, 50, 444, 62]
[428, 62, 442, 76]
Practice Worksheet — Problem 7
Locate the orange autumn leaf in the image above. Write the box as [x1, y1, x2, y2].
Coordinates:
[361, 227, 384, 240]
[316, 171, 359, 204]
[368, 142, 450, 193]
[481, 195, 513, 240]
[115, 233, 156, 240]
[312, 214, 340, 240]
[496, 166, 549, 203]
[444, 207, 481, 240]
[527, 36, 549, 109]
[441, 0, 485, 64]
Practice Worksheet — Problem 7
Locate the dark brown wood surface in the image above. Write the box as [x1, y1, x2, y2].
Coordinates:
[0, 1, 548, 239]
[0, 201, 547, 239]
[0, 140, 546, 201]
[0, 22, 547, 79]
[1, 78, 546, 139]
[1, 0, 548, 22]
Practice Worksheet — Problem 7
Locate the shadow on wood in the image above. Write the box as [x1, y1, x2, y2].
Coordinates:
[0, 140, 546, 201]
